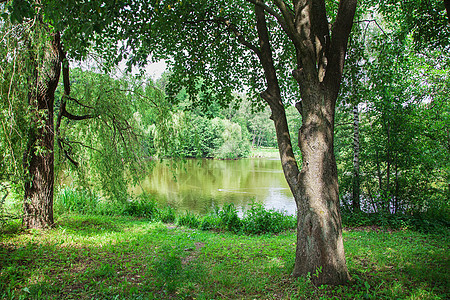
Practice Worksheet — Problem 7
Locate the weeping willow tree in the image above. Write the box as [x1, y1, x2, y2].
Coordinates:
[0, 4, 164, 228]
[0, 12, 60, 228]
[54, 68, 166, 203]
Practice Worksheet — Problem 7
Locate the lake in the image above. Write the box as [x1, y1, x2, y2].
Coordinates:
[130, 158, 297, 215]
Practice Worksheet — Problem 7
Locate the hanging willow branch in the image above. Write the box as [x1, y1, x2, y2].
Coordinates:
[54, 38, 98, 167]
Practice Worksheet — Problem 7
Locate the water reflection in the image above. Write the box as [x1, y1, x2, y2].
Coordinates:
[131, 158, 296, 215]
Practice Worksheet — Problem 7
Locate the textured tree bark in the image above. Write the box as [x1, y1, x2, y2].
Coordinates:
[290, 0, 355, 285]
[23, 32, 61, 229]
[291, 77, 349, 285]
[352, 104, 361, 212]
[253, 0, 353, 285]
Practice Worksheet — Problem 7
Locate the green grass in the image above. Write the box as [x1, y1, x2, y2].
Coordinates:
[249, 147, 280, 158]
[1, 214, 448, 299]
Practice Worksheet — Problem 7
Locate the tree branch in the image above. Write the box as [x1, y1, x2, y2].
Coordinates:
[53, 37, 99, 167]
[246, 0, 299, 45]
[254, 1, 300, 188]
[246, 0, 287, 28]
[61, 139, 102, 154]
[255, 1, 281, 106]
[57, 138, 79, 167]
[65, 95, 95, 110]
[356, 19, 389, 38]
[57, 138, 103, 167]
[272, 0, 295, 29]
[220, 18, 262, 58]
[324, 0, 357, 94]
[56, 46, 97, 123]
[61, 106, 96, 121]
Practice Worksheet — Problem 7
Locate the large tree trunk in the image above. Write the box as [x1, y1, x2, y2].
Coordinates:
[292, 86, 349, 285]
[253, 0, 353, 285]
[23, 32, 61, 229]
[289, 0, 355, 285]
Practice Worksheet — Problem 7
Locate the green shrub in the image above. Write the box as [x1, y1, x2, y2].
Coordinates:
[94, 200, 124, 216]
[196, 203, 296, 234]
[341, 211, 373, 228]
[55, 187, 99, 215]
[122, 200, 157, 219]
[178, 211, 200, 228]
[242, 202, 294, 234]
[159, 206, 176, 223]
[122, 195, 158, 220]
[217, 203, 242, 233]
[200, 213, 220, 231]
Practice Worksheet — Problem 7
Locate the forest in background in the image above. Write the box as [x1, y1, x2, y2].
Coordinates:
[2, 48, 449, 226]
[44, 34, 450, 223]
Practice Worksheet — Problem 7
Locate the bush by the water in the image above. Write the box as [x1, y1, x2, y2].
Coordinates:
[217, 203, 242, 233]
[242, 202, 296, 234]
[178, 211, 201, 228]
[55, 187, 296, 234]
[55, 187, 99, 215]
[54, 187, 448, 235]
[174, 202, 295, 235]
[121, 194, 158, 220]
[158, 206, 176, 223]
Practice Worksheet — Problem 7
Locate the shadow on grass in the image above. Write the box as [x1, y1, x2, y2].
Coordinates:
[401, 250, 449, 294]
[0, 216, 209, 299]
[53, 214, 125, 236]
[343, 230, 449, 299]
[1, 215, 449, 299]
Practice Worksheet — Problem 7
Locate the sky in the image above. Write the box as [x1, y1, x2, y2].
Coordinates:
[73, 55, 167, 81]
[144, 60, 167, 80]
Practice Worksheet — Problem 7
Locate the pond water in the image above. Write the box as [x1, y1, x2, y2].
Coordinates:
[130, 158, 297, 215]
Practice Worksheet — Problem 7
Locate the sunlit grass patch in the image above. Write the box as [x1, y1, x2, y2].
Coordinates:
[341, 229, 449, 299]
[0, 214, 448, 299]
[249, 147, 279, 158]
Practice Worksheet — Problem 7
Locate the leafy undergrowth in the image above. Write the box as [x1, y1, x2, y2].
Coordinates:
[0, 215, 448, 299]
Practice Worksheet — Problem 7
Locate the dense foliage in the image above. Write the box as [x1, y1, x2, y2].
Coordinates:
[152, 111, 251, 159]
[335, 7, 450, 223]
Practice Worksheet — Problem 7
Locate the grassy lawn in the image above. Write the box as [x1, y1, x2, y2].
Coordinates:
[249, 147, 280, 159]
[0, 214, 448, 299]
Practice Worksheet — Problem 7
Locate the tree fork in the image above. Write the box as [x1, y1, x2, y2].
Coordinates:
[251, 0, 354, 285]
[291, 0, 355, 284]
